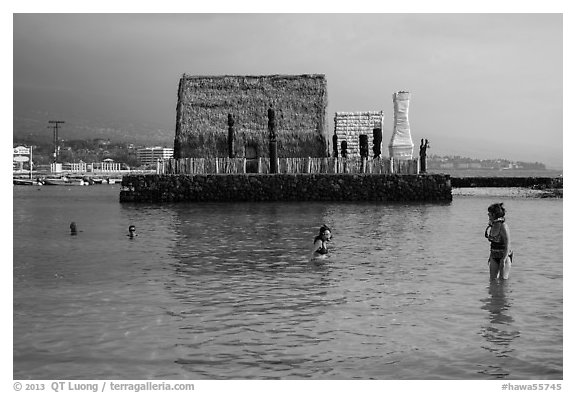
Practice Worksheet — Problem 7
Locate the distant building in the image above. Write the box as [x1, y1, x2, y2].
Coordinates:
[137, 147, 174, 165]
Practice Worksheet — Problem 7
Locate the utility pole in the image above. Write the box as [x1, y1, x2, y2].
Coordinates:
[48, 120, 65, 163]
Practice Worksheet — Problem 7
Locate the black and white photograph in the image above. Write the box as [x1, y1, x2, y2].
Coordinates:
[9, 3, 568, 391]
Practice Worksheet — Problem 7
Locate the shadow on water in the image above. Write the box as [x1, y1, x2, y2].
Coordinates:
[477, 280, 521, 379]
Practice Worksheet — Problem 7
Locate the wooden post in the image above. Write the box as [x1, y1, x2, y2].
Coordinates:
[419, 139, 429, 173]
[173, 137, 181, 160]
[29, 145, 33, 179]
[341, 141, 348, 173]
[372, 128, 382, 159]
[268, 107, 278, 174]
[228, 114, 235, 158]
[332, 134, 338, 157]
[359, 134, 368, 159]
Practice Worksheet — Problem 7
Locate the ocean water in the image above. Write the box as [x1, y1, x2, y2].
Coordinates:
[12, 185, 563, 380]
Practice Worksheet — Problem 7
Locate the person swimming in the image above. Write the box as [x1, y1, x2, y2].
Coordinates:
[311, 224, 332, 259]
[128, 225, 137, 238]
[70, 221, 78, 235]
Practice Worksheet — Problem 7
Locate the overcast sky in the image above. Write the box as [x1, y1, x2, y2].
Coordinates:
[12, 12, 563, 168]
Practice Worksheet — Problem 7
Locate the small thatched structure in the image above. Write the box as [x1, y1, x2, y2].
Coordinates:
[174, 74, 328, 159]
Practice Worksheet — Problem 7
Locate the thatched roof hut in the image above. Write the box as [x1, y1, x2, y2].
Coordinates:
[173, 74, 328, 158]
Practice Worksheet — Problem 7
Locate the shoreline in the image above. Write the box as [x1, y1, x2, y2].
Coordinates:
[450, 175, 562, 199]
[452, 187, 562, 198]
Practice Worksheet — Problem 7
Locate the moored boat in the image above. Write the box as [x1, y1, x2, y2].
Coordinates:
[103, 177, 122, 184]
[43, 177, 86, 186]
[13, 178, 40, 186]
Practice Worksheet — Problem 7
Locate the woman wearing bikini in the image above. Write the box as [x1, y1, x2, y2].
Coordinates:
[311, 225, 332, 260]
[485, 203, 513, 281]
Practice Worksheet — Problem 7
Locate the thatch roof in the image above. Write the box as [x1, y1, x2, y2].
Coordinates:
[174, 74, 328, 158]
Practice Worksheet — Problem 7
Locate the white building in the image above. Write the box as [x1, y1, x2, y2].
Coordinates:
[137, 147, 174, 165]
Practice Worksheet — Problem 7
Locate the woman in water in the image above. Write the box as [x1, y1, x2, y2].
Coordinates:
[128, 225, 137, 238]
[485, 203, 513, 281]
[311, 225, 332, 259]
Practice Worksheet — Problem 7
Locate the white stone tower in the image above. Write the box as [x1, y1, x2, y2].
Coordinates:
[388, 91, 414, 159]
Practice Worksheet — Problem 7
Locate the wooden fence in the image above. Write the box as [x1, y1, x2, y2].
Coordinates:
[157, 157, 420, 175]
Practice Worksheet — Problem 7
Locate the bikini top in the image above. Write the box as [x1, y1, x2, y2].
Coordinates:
[314, 237, 328, 253]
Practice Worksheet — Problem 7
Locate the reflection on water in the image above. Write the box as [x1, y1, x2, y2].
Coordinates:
[478, 281, 521, 378]
[12, 186, 563, 379]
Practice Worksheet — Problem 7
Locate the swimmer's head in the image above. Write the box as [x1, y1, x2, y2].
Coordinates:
[319, 225, 332, 240]
[128, 225, 136, 232]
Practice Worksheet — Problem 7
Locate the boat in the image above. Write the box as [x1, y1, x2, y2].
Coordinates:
[43, 177, 86, 186]
[13, 178, 40, 186]
[104, 178, 122, 184]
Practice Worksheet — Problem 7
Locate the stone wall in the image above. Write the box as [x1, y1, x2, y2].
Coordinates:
[333, 111, 384, 158]
[119, 174, 452, 202]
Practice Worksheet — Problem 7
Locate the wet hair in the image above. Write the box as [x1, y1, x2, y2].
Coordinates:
[314, 225, 332, 243]
[488, 203, 506, 219]
[128, 225, 136, 231]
